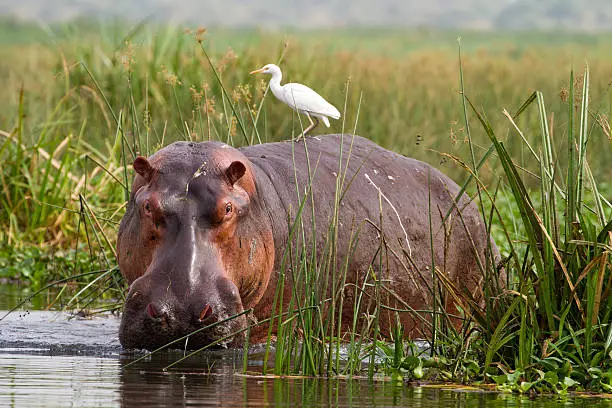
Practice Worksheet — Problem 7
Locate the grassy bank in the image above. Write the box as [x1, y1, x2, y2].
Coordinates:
[0, 21, 610, 393]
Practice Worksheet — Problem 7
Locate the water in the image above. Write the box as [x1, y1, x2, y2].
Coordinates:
[0, 303, 611, 406]
[0, 281, 69, 311]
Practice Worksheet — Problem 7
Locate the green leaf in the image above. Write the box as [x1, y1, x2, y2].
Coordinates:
[534, 356, 561, 372]
[413, 364, 424, 380]
[559, 359, 572, 377]
[491, 374, 509, 385]
[544, 371, 559, 385]
[588, 367, 603, 377]
[465, 360, 480, 375]
[590, 351, 604, 367]
[563, 376, 578, 388]
[519, 381, 533, 393]
[507, 370, 523, 385]
[400, 355, 421, 371]
[391, 370, 403, 383]
[377, 342, 394, 358]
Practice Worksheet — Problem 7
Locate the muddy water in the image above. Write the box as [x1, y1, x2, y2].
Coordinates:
[0, 306, 610, 406]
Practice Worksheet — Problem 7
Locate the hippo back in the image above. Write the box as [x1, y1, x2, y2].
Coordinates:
[241, 134, 495, 337]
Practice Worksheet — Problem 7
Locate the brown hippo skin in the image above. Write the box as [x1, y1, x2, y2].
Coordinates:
[117, 134, 496, 350]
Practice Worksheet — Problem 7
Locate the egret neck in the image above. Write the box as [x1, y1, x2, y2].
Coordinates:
[267, 66, 283, 100]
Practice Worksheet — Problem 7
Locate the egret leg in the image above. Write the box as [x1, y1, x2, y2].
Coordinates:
[295, 115, 319, 141]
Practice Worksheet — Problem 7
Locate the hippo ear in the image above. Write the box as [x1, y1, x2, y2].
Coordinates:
[133, 156, 154, 182]
[225, 161, 246, 186]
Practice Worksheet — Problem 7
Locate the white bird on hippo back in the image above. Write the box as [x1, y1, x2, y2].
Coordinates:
[250, 63, 341, 140]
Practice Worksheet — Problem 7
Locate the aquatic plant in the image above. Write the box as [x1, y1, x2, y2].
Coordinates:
[430, 50, 611, 393]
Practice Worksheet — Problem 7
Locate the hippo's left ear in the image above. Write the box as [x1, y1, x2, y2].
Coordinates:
[133, 156, 154, 182]
[225, 161, 247, 186]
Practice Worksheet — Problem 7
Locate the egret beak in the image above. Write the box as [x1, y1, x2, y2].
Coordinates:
[249, 68, 264, 75]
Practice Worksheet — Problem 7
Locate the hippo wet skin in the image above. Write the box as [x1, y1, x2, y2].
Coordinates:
[117, 134, 498, 350]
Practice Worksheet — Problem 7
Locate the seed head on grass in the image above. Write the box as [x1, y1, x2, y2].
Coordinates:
[185, 26, 207, 44]
[255, 78, 267, 99]
[160, 65, 181, 87]
[449, 121, 459, 145]
[231, 88, 241, 103]
[190, 86, 203, 105]
[597, 113, 611, 142]
[143, 109, 151, 129]
[573, 72, 587, 109]
[216, 47, 237, 75]
[118, 41, 134, 73]
[231, 84, 252, 106]
[203, 98, 216, 115]
[229, 116, 237, 138]
[196, 27, 207, 44]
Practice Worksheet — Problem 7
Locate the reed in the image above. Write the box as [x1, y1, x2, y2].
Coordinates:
[440, 53, 611, 392]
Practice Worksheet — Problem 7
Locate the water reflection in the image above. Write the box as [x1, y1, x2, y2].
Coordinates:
[1, 350, 611, 408]
[116, 351, 611, 407]
[0, 282, 77, 311]
[1, 353, 119, 407]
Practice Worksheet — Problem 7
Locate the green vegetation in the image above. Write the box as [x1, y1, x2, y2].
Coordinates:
[453, 62, 612, 394]
[0, 21, 610, 395]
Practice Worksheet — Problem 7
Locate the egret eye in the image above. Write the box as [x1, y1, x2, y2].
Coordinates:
[225, 203, 233, 215]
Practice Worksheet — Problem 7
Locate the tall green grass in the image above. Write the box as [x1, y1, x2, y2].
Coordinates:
[442, 58, 611, 392]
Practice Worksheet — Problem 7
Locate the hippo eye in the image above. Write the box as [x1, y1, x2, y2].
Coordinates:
[225, 203, 233, 215]
[144, 201, 151, 214]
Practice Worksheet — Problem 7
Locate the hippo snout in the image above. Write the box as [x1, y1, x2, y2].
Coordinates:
[144, 299, 212, 326]
[119, 274, 248, 350]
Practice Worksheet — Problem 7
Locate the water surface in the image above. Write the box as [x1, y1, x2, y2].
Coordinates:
[0, 309, 610, 407]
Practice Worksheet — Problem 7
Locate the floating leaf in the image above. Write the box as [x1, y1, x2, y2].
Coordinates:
[544, 371, 559, 385]
[413, 364, 424, 380]
[491, 374, 508, 385]
[519, 381, 533, 393]
[507, 370, 523, 385]
[464, 360, 480, 375]
[563, 377, 578, 388]
[401, 355, 421, 371]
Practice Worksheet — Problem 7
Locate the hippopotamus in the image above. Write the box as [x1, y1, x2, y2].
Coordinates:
[117, 134, 498, 350]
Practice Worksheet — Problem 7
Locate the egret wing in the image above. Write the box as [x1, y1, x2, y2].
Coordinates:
[281, 83, 340, 119]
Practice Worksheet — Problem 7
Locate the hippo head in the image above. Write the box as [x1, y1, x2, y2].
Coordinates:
[117, 141, 274, 350]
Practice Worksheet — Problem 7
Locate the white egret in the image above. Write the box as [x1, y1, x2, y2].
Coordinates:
[250, 63, 341, 139]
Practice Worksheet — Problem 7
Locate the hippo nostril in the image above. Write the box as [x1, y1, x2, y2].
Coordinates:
[199, 304, 213, 322]
[147, 302, 158, 319]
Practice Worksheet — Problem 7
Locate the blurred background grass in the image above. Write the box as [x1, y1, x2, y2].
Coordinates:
[3, 22, 611, 164]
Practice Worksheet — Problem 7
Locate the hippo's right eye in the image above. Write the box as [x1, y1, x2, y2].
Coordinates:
[144, 201, 151, 214]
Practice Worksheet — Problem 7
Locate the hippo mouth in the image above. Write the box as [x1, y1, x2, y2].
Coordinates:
[119, 301, 248, 351]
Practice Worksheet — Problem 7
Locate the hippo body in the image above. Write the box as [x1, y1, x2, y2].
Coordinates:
[118, 134, 495, 350]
